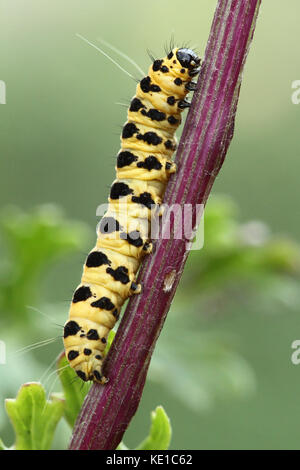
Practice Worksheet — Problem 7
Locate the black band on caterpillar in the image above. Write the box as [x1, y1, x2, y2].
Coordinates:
[63, 46, 201, 384]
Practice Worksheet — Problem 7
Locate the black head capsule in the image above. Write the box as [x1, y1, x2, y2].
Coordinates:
[176, 48, 201, 70]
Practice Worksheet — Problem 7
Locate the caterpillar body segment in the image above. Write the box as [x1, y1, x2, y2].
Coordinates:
[63, 47, 201, 384]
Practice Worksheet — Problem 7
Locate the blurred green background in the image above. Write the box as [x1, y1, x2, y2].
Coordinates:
[1, 0, 300, 450]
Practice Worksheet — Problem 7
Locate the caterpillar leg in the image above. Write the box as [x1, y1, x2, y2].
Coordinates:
[143, 240, 153, 254]
[130, 281, 142, 294]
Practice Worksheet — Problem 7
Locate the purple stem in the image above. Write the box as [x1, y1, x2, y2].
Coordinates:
[69, 0, 262, 450]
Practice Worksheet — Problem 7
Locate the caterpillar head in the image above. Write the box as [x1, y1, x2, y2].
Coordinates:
[176, 48, 201, 73]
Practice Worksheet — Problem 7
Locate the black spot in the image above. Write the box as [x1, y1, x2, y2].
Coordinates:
[167, 51, 173, 59]
[73, 286, 92, 303]
[122, 122, 139, 139]
[137, 131, 162, 146]
[86, 251, 111, 268]
[80, 334, 85, 338]
[91, 297, 115, 310]
[87, 329, 99, 340]
[161, 65, 169, 73]
[110, 182, 133, 199]
[117, 151, 138, 168]
[167, 96, 176, 106]
[106, 266, 130, 284]
[101, 337, 107, 344]
[93, 370, 102, 381]
[174, 77, 182, 86]
[173, 60, 177, 64]
[122, 231, 143, 247]
[152, 59, 163, 71]
[140, 76, 151, 93]
[132, 192, 155, 209]
[84, 348, 92, 356]
[164, 140, 174, 150]
[140, 76, 161, 93]
[112, 309, 119, 319]
[145, 108, 166, 122]
[95, 355, 102, 360]
[168, 116, 178, 125]
[166, 162, 172, 170]
[68, 350, 79, 361]
[99, 217, 121, 234]
[76, 370, 87, 381]
[63, 321, 81, 338]
[180, 68, 185, 74]
[150, 84, 161, 92]
[137, 156, 162, 171]
[129, 98, 145, 112]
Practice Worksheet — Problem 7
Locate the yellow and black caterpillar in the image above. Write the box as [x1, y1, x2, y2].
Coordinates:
[63, 47, 201, 383]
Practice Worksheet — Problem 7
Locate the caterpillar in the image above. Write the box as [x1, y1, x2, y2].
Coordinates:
[63, 45, 201, 384]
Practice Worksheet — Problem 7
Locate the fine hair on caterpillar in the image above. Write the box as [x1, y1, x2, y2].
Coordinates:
[63, 38, 201, 384]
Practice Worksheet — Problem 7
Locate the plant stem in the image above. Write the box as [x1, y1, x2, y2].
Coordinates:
[69, 0, 262, 450]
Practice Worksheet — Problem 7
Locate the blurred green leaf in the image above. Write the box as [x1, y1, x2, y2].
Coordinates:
[117, 441, 129, 450]
[117, 406, 172, 451]
[149, 304, 256, 412]
[0, 438, 6, 450]
[56, 353, 91, 428]
[5, 382, 64, 450]
[0, 204, 91, 325]
[104, 329, 116, 355]
[135, 406, 172, 450]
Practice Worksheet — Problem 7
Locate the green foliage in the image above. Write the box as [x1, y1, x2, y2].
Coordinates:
[117, 406, 172, 451]
[135, 406, 172, 450]
[147, 195, 300, 410]
[186, 195, 300, 293]
[150, 309, 256, 411]
[4, 382, 64, 450]
[0, 438, 6, 450]
[0, 204, 90, 326]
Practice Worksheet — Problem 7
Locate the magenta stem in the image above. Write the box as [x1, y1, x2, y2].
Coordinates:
[69, 0, 262, 450]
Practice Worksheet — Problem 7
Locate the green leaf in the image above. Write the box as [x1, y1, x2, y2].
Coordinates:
[0, 204, 91, 325]
[104, 329, 116, 355]
[0, 438, 6, 450]
[116, 441, 129, 450]
[149, 303, 256, 412]
[57, 353, 91, 428]
[5, 382, 64, 450]
[135, 406, 172, 450]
